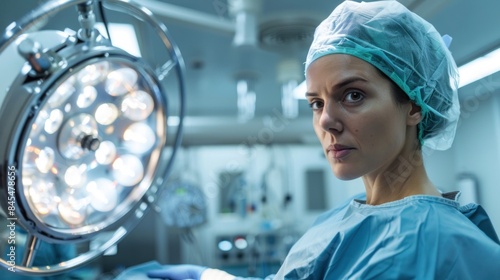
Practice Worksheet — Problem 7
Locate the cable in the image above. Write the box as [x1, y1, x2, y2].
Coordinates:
[97, 0, 112, 43]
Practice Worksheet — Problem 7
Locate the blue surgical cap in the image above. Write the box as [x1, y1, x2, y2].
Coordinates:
[305, 0, 460, 150]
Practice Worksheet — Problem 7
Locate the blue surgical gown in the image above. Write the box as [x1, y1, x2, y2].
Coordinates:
[268, 192, 500, 279]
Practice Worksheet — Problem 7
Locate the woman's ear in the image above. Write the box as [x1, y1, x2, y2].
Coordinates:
[407, 102, 422, 126]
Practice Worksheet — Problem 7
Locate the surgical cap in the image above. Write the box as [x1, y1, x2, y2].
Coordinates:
[305, 0, 460, 150]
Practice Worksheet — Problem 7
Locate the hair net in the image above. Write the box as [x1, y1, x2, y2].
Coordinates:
[305, 0, 460, 150]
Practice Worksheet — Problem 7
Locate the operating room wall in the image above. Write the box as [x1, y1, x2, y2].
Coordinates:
[423, 147, 456, 192]
[452, 90, 500, 233]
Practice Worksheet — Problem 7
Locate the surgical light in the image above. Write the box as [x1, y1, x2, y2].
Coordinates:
[0, 0, 185, 276]
[458, 47, 500, 88]
[77, 86, 98, 108]
[87, 179, 118, 212]
[123, 123, 157, 154]
[95, 103, 119, 125]
[121, 90, 155, 121]
[95, 140, 117, 165]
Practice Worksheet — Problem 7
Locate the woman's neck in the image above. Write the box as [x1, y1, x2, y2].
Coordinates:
[362, 148, 441, 205]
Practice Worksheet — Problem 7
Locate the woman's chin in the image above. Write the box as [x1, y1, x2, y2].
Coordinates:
[332, 168, 360, 181]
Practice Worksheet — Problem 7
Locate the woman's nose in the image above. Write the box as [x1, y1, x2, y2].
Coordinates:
[319, 102, 343, 134]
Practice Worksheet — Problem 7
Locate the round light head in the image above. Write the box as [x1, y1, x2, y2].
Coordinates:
[18, 56, 166, 237]
[0, 0, 185, 275]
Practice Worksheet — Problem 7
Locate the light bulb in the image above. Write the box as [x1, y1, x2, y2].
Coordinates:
[87, 179, 118, 212]
[23, 146, 38, 169]
[77, 61, 109, 86]
[31, 109, 48, 136]
[66, 189, 90, 209]
[95, 103, 119, 125]
[123, 122, 156, 154]
[29, 179, 57, 216]
[105, 67, 138, 96]
[218, 240, 232, 252]
[47, 76, 76, 108]
[77, 86, 98, 108]
[112, 154, 144, 186]
[58, 200, 86, 225]
[57, 189, 90, 226]
[64, 164, 87, 187]
[44, 109, 64, 134]
[95, 141, 116, 165]
[121, 90, 155, 121]
[35, 147, 55, 174]
[234, 237, 248, 249]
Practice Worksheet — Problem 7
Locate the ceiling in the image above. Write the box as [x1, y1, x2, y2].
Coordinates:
[2, 0, 500, 146]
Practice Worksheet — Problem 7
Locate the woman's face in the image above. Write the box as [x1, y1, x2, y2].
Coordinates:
[306, 54, 416, 180]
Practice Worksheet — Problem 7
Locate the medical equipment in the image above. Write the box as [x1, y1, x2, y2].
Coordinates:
[0, 0, 185, 275]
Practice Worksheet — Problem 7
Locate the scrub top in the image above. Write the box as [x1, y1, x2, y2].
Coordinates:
[267, 192, 500, 279]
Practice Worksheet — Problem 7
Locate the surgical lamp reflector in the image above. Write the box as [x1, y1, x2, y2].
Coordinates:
[20, 54, 163, 235]
[0, 0, 185, 276]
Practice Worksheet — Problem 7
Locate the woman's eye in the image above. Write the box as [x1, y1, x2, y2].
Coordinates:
[344, 91, 364, 103]
[309, 100, 323, 110]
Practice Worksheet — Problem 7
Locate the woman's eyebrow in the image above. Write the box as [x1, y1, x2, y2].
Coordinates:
[305, 76, 368, 98]
[333, 76, 368, 90]
[305, 91, 318, 98]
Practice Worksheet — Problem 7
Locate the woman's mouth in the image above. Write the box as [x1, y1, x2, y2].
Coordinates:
[327, 144, 355, 159]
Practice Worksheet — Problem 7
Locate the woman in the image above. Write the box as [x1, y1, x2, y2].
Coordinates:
[148, 1, 500, 279]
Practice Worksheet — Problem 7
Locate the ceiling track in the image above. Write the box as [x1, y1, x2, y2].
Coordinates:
[137, 0, 235, 35]
[405, 0, 453, 19]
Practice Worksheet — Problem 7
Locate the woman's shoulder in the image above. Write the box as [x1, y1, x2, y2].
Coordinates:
[382, 194, 499, 243]
[282, 193, 500, 279]
[458, 203, 500, 244]
[356, 195, 500, 278]
[399, 194, 500, 245]
[317, 192, 499, 244]
[311, 192, 499, 245]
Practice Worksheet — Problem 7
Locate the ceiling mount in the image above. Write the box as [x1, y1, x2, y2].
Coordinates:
[259, 15, 319, 53]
